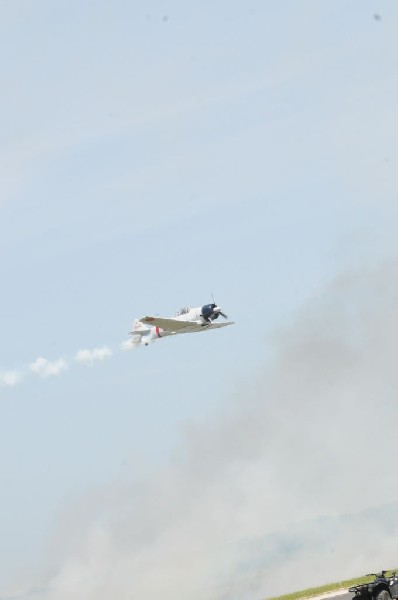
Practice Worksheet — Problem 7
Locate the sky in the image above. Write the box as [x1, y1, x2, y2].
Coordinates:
[1, 1, 398, 598]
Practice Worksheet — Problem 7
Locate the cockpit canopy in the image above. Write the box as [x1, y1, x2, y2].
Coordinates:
[175, 306, 191, 317]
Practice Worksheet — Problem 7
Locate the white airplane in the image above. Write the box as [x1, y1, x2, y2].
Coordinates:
[129, 302, 234, 346]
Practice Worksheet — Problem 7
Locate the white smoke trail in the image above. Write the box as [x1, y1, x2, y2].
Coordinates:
[0, 340, 131, 387]
[29, 357, 68, 378]
[74, 346, 112, 365]
[121, 339, 139, 351]
[0, 370, 23, 386]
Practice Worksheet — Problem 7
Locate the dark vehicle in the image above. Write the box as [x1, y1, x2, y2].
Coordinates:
[349, 571, 398, 600]
[389, 573, 398, 599]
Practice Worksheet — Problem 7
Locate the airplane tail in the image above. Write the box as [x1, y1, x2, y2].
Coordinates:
[131, 319, 150, 334]
[129, 319, 152, 346]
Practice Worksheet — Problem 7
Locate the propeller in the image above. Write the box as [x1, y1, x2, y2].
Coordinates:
[201, 301, 228, 322]
[211, 293, 228, 319]
[213, 305, 228, 319]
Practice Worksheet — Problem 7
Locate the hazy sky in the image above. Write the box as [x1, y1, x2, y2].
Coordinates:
[1, 1, 398, 599]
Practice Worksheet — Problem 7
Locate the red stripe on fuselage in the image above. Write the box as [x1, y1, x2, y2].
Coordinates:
[155, 326, 161, 338]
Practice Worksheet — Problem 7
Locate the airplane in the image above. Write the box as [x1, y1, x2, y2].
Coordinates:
[129, 302, 234, 346]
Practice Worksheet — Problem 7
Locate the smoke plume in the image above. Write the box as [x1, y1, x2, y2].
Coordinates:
[7, 263, 398, 599]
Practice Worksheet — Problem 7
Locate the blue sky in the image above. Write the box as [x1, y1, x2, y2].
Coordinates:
[1, 2, 398, 598]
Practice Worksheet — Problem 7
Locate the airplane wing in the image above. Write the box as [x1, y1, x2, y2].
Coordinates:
[139, 316, 201, 332]
[140, 316, 235, 333]
[203, 321, 234, 330]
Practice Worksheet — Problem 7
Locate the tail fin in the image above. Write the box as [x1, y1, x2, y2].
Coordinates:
[129, 319, 152, 346]
[130, 319, 150, 334]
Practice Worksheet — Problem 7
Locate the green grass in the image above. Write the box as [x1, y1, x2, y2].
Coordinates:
[267, 571, 397, 600]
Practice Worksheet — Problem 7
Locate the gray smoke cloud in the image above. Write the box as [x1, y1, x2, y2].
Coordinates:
[8, 262, 398, 600]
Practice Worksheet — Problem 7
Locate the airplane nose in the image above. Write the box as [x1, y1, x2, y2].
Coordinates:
[214, 306, 221, 312]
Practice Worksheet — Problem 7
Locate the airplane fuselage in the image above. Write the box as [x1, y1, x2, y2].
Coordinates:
[130, 303, 233, 346]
